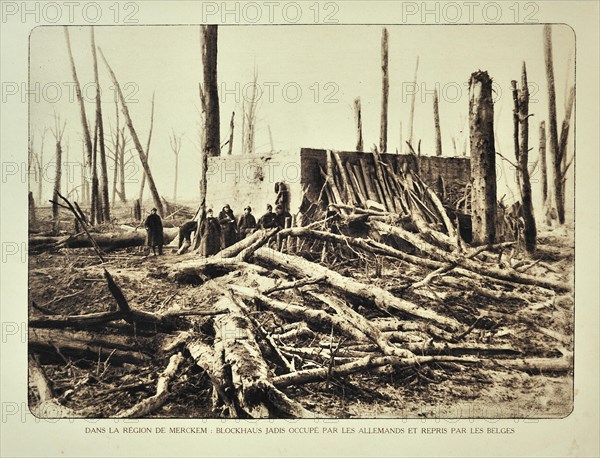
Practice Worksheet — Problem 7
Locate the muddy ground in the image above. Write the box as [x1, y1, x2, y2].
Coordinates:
[27, 206, 574, 419]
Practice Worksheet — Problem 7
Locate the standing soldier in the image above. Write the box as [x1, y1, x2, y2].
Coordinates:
[274, 204, 292, 229]
[258, 204, 277, 229]
[238, 206, 257, 239]
[218, 204, 238, 248]
[144, 208, 164, 255]
[199, 209, 221, 257]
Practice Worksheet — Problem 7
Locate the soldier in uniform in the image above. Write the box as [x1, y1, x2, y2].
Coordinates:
[144, 208, 164, 255]
[199, 209, 222, 257]
[238, 206, 257, 238]
[258, 204, 277, 229]
[218, 204, 238, 248]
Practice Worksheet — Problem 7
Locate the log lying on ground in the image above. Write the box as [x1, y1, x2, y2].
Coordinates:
[371, 220, 571, 292]
[29, 355, 84, 418]
[29, 227, 178, 251]
[251, 248, 463, 332]
[29, 310, 123, 328]
[187, 338, 238, 416]
[217, 228, 279, 260]
[103, 268, 179, 331]
[115, 352, 184, 418]
[210, 296, 315, 418]
[167, 257, 268, 283]
[29, 328, 155, 365]
[308, 292, 415, 357]
[278, 226, 444, 270]
[272, 355, 480, 388]
[483, 356, 573, 374]
[230, 285, 373, 343]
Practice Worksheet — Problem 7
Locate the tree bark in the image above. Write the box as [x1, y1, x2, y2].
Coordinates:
[115, 353, 184, 418]
[468, 70, 497, 245]
[139, 92, 155, 203]
[543, 25, 563, 224]
[371, 220, 570, 292]
[272, 355, 479, 388]
[539, 121, 548, 206]
[251, 247, 463, 331]
[407, 56, 419, 149]
[201, 25, 221, 157]
[51, 120, 65, 234]
[516, 63, 537, 253]
[29, 328, 153, 365]
[354, 97, 363, 151]
[64, 27, 93, 205]
[29, 227, 178, 251]
[227, 111, 235, 155]
[433, 88, 442, 156]
[379, 28, 389, 153]
[91, 28, 110, 222]
[99, 48, 164, 216]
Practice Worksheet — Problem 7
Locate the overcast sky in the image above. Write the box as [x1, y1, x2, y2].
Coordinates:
[29, 24, 575, 210]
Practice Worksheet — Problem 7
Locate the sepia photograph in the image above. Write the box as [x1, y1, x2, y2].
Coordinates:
[25, 22, 578, 421]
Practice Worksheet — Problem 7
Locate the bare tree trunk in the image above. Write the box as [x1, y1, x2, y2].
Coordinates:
[543, 25, 563, 224]
[192, 86, 208, 251]
[170, 130, 182, 204]
[243, 68, 258, 155]
[557, 86, 574, 214]
[64, 27, 93, 207]
[51, 116, 66, 234]
[354, 97, 363, 151]
[228, 111, 235, 155]
[539, 121, 548, 207]
[433, 88, 442, 156]
[29, 191, 36, 226]
[139, 92, 155, 203]
[80, 142, 88, 206]
[37, 130, 47, 205]
[91, 28, 110, 222]
[91, 117, 101, 225]
[111, 100, 119, 206]
[118, 128, 127, 203]
[468, 70, 497, 245]
[379, 28, 389, 153]
[512, 63, 537, 254]
[192, 25, 219, 248]
[99, 49, 164, 216]
[201, 25, 220, 157]
[407, 56, 419, 149]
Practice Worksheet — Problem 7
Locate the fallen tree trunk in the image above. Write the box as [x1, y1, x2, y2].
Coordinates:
[213, 296, 314, 418]
[230, 285, 369, 343]
[217, 228, 279, 260]
[29, 355, 84, 418]
[29, 310, 123, 328]
[251, 248, 463, 332]
[272, 355, 480, 388]
[29, 328, 155, 365]
[371, 220, 571, 292]
[187, 338, 238, 416]
[115, 353, 184, 418]
[30, 227, 178, 251]
[277, 226, 444, 270]
[308, 292, 414, 357]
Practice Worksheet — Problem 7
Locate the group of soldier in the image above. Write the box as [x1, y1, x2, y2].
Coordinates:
[143, 203, 293, 257]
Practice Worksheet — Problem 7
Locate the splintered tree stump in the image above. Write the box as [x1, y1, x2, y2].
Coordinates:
[468, 70, 497, 245]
